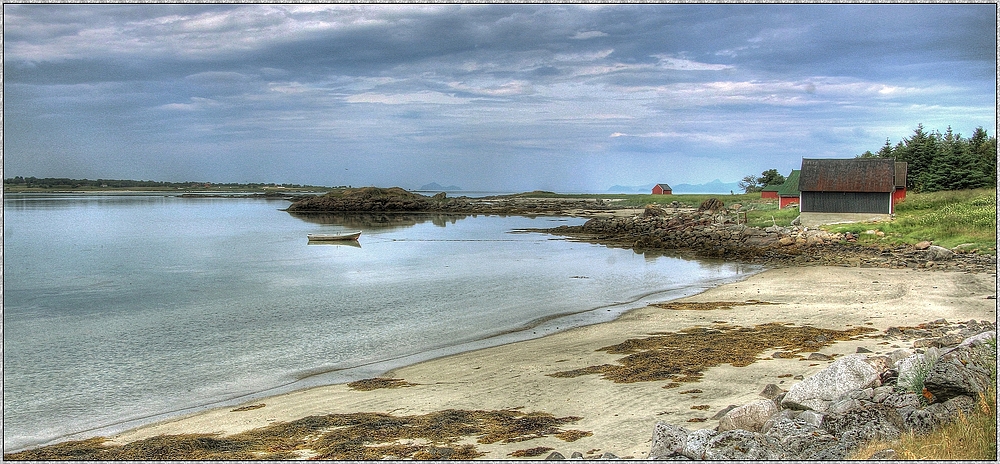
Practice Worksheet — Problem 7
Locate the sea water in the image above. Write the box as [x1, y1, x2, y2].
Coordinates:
[2, 194, 757, 451]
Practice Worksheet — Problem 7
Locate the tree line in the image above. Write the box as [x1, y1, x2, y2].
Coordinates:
[740, 124, 996, 194]
[858, 124, 996, 192]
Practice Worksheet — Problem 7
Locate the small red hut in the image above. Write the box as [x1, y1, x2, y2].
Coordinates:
[652, 183, 672, 195]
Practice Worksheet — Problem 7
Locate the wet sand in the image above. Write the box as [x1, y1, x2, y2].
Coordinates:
[109, 266, 996, 459]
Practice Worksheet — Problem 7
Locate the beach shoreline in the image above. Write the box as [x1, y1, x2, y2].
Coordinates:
[93, 265, 995, 460]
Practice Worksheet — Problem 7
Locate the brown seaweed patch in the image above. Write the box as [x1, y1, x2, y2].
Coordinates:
[231, 403, 265, 412]
[4, 409, 587, 461]
[347, 377, 418, 391]
[548, 323, 875, 385]
[650, 300, 777, 311]
[556, 430, 593, 442]
[690, 405, 711, 410]
[509, 446, 554, 457]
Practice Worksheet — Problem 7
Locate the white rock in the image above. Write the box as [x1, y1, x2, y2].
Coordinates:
[780, 354, 880, 412]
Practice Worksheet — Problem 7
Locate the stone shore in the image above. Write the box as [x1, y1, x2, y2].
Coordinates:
[543, 204, 996, 274]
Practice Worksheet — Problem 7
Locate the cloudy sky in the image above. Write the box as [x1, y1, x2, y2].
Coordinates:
[4, 4, 996, 192]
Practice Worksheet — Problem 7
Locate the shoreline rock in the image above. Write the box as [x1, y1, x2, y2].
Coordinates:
[647, 326, 996, 460]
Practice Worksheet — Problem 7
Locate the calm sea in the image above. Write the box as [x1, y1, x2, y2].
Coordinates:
[2, 193, 757, 451]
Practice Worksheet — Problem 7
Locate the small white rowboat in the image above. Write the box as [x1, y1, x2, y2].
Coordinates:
[307, 231, 362, 242]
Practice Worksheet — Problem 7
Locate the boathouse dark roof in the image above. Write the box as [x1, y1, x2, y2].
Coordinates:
[656, 183, 672, 190]
[799, 159, 895, 193]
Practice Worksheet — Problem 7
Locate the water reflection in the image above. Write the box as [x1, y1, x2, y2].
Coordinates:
[287, 212, 472, 231]
[306, 240, 362, 248]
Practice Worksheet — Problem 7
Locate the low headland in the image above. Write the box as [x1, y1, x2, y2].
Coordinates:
[5, 187, 996, 460]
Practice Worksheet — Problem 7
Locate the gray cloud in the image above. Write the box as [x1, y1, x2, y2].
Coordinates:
[4, 4, 995, 191]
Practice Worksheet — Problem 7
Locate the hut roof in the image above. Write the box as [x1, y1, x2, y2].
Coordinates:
[656, 183, 672, 190]
[777, 170, 801, 197]
[799, 158, 895, 193]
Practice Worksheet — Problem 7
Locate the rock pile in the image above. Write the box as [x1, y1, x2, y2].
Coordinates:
[549, 210, 995, 273]
[646, 326, 996, 460]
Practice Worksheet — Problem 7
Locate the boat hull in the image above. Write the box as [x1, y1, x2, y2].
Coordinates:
[307, 231, 361, 242]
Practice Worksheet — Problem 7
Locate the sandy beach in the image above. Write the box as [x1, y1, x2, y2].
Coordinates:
[104, 265, 995, 459]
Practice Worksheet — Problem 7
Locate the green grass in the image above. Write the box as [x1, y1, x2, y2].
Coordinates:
[826, 189, 997, 254]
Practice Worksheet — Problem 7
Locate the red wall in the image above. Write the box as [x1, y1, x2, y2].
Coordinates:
[779, 196, 799, 209]
[761, 191, 778, 199]
[892, 188, 906, 205]
[652, 186, 671, 195]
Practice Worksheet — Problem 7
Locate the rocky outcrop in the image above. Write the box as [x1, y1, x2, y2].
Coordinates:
[286, 187, 624, 216]
[547, 209, 995, 273]
[647, 327, 995, 460]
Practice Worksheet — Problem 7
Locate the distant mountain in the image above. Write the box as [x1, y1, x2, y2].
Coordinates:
[606, 184, 655, 193]
[606, 179, 740, 194]
[671, 179, 741, 194]
[418, 182, 463, 191]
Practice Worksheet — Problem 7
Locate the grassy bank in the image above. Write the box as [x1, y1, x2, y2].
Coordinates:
[826, 188, 997, 254]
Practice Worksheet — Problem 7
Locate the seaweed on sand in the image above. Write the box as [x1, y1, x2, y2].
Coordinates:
[548, 322, 875, 384]
[347, 377, 418, 391]
[4, 409, 589, 461]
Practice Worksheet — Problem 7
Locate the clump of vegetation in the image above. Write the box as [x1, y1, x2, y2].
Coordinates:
[4, 409, 589, 460]
[895, 349, 939, 400]
[347, 377, 418, 391]
[549, 322, 875, 384]
[827, 188, 996, 252]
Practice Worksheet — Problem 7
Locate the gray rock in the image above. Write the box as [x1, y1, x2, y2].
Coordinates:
[599, 452, 619, 459]
[718, 399, 779, 432]
[648, 422, 688, 459]
[545, 451, 566, 460]
[759, 383, 784, 400]
[807, 352, 832, 361]
[781, 354, 881, 412]
[923, 357, 990, 401]
[872, 385, 894, 403]
[702, 430, 781, 460]
[899, 395, 977, 434]
[709, 405, 738, 420]
[570, 452, 583, 459]
[681, 428, 717, 460]
[796, 410, 824, 428]
[762, 415, 838, 459]
[922, 245, 955, 261]
[823, 402, 901, 446]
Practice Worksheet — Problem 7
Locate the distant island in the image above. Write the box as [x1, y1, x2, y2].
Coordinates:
[418, 182, 463, 192]
[606, 179, 741, 194]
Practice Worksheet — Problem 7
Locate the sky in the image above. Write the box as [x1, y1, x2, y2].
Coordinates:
[3, 3, 996, 193]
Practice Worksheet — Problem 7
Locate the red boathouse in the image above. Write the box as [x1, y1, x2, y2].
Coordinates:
[652, 183, 672, 195]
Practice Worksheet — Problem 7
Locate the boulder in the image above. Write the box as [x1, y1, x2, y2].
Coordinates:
[643, 204, 668, 218]
[922, 356, 990, 402]
[648, 422, 688, 459]
[718, 399, 779, 432]
[914, 241, 932, 250]
[759, 384, 784, 400]
[681, 428, 718, 460]
[921, 245, 955, 261]
[702, 430, 781, 460]
[897, 395, 977, 433]
[781, 355, 880, 412]
[822, 402, 901, 446]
